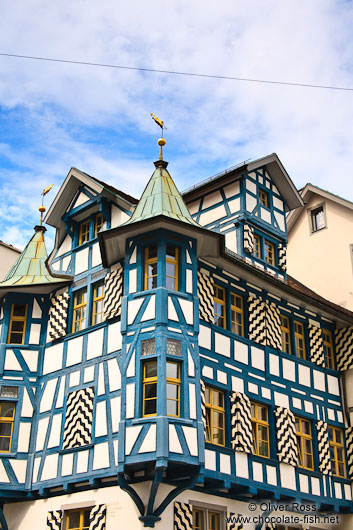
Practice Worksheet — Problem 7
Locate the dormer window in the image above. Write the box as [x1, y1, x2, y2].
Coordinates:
[259, 189, 269, 208]
[8, 304, 28, 344]
[144, 244, 179, 291]
[311, 206, 326, 232]
[94, 213, 104, 237]
[79, 220, 90, 245]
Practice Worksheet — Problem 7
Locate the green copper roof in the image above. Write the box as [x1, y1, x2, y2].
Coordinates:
[124, 160, 200, 227]
[0, 226, 70, 289]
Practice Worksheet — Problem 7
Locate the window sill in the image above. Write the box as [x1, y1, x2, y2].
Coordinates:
[130, 287, 189, 300]
[132, 417, 194, 426]
[59, 444, 93, 455]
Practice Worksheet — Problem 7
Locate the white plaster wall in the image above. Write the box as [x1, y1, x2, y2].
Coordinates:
[287, 195, 353, 310]
[3, 482, 343, 530]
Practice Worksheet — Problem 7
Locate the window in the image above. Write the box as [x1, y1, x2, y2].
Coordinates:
[329, 426, 346, 478]
[205, 386, 225, 446]
[311, 206, 326, 232]
[0, 402, 15, 452]
[254, 234, 261, 259]
[323, 329, 335, 370]
[231, 293, 244, 336]
[94, 213, 104, 238]
[259, 189, 269, 207]
[294, 321, 306, 359]
[264, 240, 275, 266]
[142, 361, 157, 417]
[72, 288, 87, 332]
[166, 246, 179, 290]
[0, 386, 18, 398]
[8, 303, 28, 344]
[251, 402, 269, 458]
[214, 285, 226, 329]
[295, 417, 313, 470]
[166, 361, 180, 417]
[280, 315, 291, 354]
[144, 246, 158, 290]
[192, 508, 221, 530]
[91, 281, 104, 325]
[66, 508, 91, 530]
[79, 220, 90, 245]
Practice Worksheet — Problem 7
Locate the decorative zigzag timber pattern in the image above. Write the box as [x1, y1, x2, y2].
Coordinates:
[309, 324, 325, 367]
[48, 291, 69, 340]
[346, 427, 353, 480]
[174, 502, 193, 530]
[243, 224, 254, 253]
[46, 510, 62, 530]
[248, 294, 267, 346]
[274, 406, 298, 466]
[104, 268, 123, 320]
[89, 504, 106, 530]
[266, 302, 282, 349]
[316, 420, 332, 475]
[200, 380, 207, 433]
[197, 271, 214, 323]
[63, 387, 94, 449]
[278, 243, 287, 271]
[335, 326, 353, 371]
[226, 512, 243, 529]
[230, 391, 253, 453]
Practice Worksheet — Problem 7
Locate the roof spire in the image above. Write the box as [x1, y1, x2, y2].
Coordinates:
[39, 184, 54, 226]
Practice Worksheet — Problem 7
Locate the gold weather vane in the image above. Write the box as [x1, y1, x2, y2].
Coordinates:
[38, 184, 54, 225]
[151, 113, 167, 160]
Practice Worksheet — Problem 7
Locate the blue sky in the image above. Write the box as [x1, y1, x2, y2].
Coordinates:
[0, 0, 353, 250]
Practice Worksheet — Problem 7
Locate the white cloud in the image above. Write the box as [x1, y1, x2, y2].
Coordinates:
[0, 0, 352, 251]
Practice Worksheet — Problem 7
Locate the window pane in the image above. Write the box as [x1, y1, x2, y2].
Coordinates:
[11, 321, 25, 332]
[0, 387, 18, 398]
[0, 437, 10, 452]
[212, 390, 223, 408]
[166, 276, 176, 290]
[144, 399, 157, 416]
[67, 511, 81, 528]
[9, 332, 24, 344]
[144, 383, 157, 399]
[83, 509, 90, 527]
[12, 304, 27, 317]
[141, 339, 155, 355]
[166, 339, 181, 356]
[147, 262, 157, 277]
[167, 383, 178, 399]
[0, 423, 12, 436]
[167, 399, 178, 416]
[147, 246, 157, 259]
[144, 362, 157, 379]
[0, 403, 15, 418]
[166, 362, 179, 379]
[147, 276, 157, 290]
[166, 246, 177, 259]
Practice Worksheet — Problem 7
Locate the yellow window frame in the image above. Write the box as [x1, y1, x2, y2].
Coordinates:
[193, 508, 204, 530]
[208, 511, 220, 530]
[142, 360, 157, 417]
[66, 508, 91, 530]
[251, 402, 270, 458]
[265, 240, 275, 266]
[294, 320, 306, 359]
[280, 314, 291, 354]
[323, 329, 335, 370]
[166, 247, 179, 291]
[72, 288, 87, 333]
[231, 293, 244, 336]
[8, 303, 28, 345]
[91, 281, 104, 325]
[0, 401, 15, 453]
[79, 220, 90, 245]
[329, 426, 346, 478]
[214, 285, 226, 329]
[205, 386, 225, 446]
[254, 234, 261, 259]
[295, 417, 314, 470]
[259, 189, 269, 207]
[94, 213, 104, 238]
[166, 361, 181, 417]
[144, 247, 158, 291]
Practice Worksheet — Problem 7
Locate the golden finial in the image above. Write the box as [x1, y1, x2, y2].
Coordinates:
[151, 113, 167, 160]
[39, 184, 53, 225]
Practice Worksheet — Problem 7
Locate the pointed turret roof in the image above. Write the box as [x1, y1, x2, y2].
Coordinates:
[124, 160, 199, 227]
[0, 225, 72, 296]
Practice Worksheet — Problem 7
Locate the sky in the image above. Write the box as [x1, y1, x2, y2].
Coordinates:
[0, 0, 352, 251]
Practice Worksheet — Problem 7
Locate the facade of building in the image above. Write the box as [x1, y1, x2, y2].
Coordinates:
[287, 184, 353, 311]
[0, 149, 352, 530]
[0, 241, 21, 281]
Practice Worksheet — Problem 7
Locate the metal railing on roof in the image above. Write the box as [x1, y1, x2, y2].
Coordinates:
[181, 159, 251, 195]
